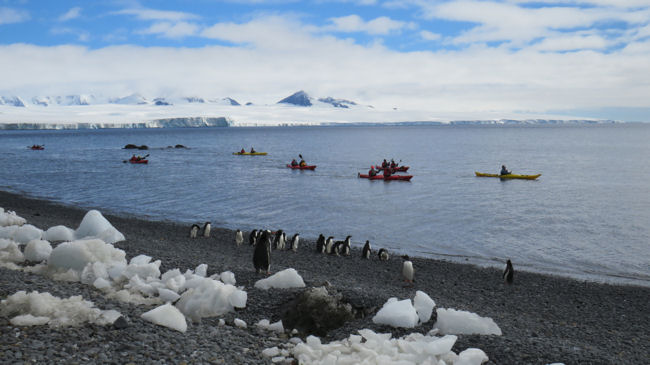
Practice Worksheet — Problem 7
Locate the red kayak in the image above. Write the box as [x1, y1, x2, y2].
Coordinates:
[359, 173, 412, 181]
[287, 164, 316, 170]
[377, 165, 409, 172]
[29, 145, 44, 150]
[129, 158, 148, 164]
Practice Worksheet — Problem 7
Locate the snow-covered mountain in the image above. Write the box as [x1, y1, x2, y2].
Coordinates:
[277, 90, 363, 109]
[278, 90, 313, 106]
[0, 96, 26, 107]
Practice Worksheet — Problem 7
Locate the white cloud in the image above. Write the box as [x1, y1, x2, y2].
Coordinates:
[531, 33, 610, 51]
[1, 15, 649, 117]
[50, 27, 91, 42]
[58, 7, 81, 22]
[0, 7, 29, 25]
[420, 30, 441, 41]
[326, 14, 409, 35]
[115, 7, 199, 22]
[137, 21, 200, 39]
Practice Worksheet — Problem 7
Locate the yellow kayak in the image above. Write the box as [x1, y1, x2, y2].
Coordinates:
[232, 152, 268, 156]
[475, 172, 541, 180]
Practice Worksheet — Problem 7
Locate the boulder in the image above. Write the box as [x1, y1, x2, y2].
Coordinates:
[282, 286, 354, 336]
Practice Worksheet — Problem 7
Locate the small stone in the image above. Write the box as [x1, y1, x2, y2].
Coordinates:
[113, 316, 128, 329]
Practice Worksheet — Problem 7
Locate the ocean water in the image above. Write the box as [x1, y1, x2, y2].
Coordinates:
[1, 124, 649, 286]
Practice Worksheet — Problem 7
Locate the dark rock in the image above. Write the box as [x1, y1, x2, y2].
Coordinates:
[137, 145, 149, 150]
[113, 316, 128, 329]
[174, 144, 187, 149]
[277, 91, 312, 106]
[123, 144, 138, 149]
[282, 286, 354, 337]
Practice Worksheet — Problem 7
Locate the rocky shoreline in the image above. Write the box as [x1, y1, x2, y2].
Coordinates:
[1, 190, 648, 364]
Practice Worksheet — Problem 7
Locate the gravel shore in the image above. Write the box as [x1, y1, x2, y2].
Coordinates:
[1, 190, 648, 364]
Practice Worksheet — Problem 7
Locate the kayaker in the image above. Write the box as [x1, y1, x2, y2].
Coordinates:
[240, 148, 245, 154]
[390, 159, 397, 168]
[291, 159, 298, 167]
[299, 159, 306, 167]
[250, 147, 256, 153]
[382, 159, 388, 168]
[368, 166, 377, 177]
[500, 165, 511, 175]
[383, 167, 392, 177]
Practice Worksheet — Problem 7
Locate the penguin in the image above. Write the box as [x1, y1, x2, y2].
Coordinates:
[333, 235, 351, 256]
[362, 240, 371, 259]
[249, 229, 257, 246]
[289, 233, 299, 252]
[253, 230, 272, 274]
[378, 248, 390, 261]
[316, 234, 326, 253]
[235, 229, 243, 246]
[189, 224, 200, 238]
[273, 230, 285, 250]
[325, 236, 335, 254]
[503, 259, 514, 285]
[402, 255, 414, 284]
[202, 222, 211, 238]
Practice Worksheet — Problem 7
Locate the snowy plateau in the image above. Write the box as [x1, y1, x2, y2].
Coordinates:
[0, 90, 613, 130]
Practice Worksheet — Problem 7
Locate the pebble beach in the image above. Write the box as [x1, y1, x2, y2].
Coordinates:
[1, 190, 648, 364]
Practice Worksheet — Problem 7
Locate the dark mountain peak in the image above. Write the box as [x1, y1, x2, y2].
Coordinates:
[318, 97, 357, 109]
[223, 97, 240, 106]
[277, 90, 312, 106]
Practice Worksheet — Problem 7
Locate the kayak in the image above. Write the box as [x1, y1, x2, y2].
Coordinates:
[359, 173, 413, 181]
[233, 152, 267, 156]
[287, 164, 316, 170]
[475, 172, 541, 180]
[129, 159, 148, 164]
[29, 145, 44, 150]
[377, 166, 409, 172]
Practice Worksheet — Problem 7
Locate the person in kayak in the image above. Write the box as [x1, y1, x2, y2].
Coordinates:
[240, 148, 245, 154]
[299, 158, 306, 167]
[382, 159, 389, 168]
[250, 147, 256, 153]
[383, 167, 392, 177]
[368, 166, 377, 177]
[291, 159, 298, 167]
[390, 159, 397, 168]
[500, 165, 511, 175]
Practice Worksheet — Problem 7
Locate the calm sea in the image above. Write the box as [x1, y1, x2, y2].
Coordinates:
[1, 124, 649, 286]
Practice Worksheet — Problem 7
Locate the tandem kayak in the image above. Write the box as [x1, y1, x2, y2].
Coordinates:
[129, 158, 148, 164]
[359, 173, 413, 181]
[377, 165, 409, 172]
[475, 172, 541, 180]
[287, 164, 316, 170]
[233, 152, 268, 156]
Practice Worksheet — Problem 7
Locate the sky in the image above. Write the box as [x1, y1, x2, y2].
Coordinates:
[1, 0, 649, 121]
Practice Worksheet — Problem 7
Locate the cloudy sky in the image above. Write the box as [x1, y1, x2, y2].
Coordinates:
[1, 0, 649, 121]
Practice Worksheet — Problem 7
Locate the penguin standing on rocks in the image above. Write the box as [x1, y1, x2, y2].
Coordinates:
[202, 222, 211, 238]
[402, 255, 414, 285]
[503, 259, 514, 285]
[289, 233, 299, 252]
[273, 230, 285, 250]
[362, 240, 371, 259]
[316, 234, 326, 253]
[189, 224, 200, 238]
[249, 230, 257, 246]
[336, 236, 351, 256]
[253, 230, 272, 274]
[235, 230, 243, 246]
[378, 248, 390, 261]
[325, 236, 335, 254]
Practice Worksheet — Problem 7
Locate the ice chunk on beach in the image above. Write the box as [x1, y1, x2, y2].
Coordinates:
[195, 263, 207, 277]
[414, 290, 436, 324]
[0, 290, 122, 327]
[0, 238, 25, 264]
[44, 225, 75, 242]
[162, 269, 186, 292]
[456, 348, 489, 365]
[0, 208, 26, 227]
[257, 319, 285, 333]
[122, 255, 161, 281]
[12, 224, 44, 244]
[174, 276, 247, 321]
[74, 210, 125, 243]
[141, 302, 187, 332]
[158, 288, 181, 303]
[219, 271, 236, 285]
[254, 268, 306, 290]
[48, 239, 127, 273]
[372, 298, 419, 328]
[24, 239, 52, 262]
[435, 308, 502, 335]
[234, 318, 247, 328]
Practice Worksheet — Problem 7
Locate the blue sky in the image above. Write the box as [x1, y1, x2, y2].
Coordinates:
[1, 0, 649, 120]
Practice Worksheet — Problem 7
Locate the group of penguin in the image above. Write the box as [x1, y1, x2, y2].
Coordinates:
[191, 224, 514, 285]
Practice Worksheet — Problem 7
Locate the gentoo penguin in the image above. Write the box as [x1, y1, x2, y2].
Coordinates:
[503, 259, 514, 285]
[402, 255, 414, 284]
[325, 236, 335, 254]
[189, 224, 200, 238]
[334, 236, 351, 256]
[289, 233, 299, 252]
[362, 240, 371, 259]
[235, 229, 243, 246]
[378, 248, 390, 261]
[253, 230, 272, 274]
[316, 234, 326, 253]
[249, 229, 257, 246]
[202, 222, 211, 238]
[273, 230, 285, 250]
